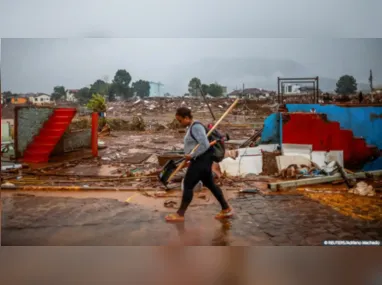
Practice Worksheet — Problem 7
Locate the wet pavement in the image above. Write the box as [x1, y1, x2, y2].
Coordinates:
[1, 192, 381, 245]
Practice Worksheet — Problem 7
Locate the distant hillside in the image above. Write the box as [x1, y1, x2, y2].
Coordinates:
[319, 77, 369, 93]
[165, 57, 371, 94]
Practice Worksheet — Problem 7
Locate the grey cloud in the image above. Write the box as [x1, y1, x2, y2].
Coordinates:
[0, 0, 382, 38]
[1, 38, 381, 95]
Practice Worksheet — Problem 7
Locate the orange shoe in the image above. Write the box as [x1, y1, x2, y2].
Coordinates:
[215, 207, 234, 220]
[165, 213, 185, 223]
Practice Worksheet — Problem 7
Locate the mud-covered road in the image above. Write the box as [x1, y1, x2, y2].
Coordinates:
[2, 191, 381, 246]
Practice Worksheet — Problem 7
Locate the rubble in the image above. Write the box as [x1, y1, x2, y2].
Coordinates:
[167, 118, 185, 130]
[164, 200, 177, 208]
[269, 170, 382, 191]
[261, 150, 281, 175]
[130, 116, 145, 131]
[279, 163, 322, 179]
[3, 95, 382, 225]
[104, 97, 273, 123]
[152, 123, 166, 131]
[279, 93, 382, 104]
[349, 182, 376, 197]
[99, 124, 111, 137]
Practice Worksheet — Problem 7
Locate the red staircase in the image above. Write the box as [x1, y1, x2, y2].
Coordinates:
[23, 108, 77, 163]
[282, 113, 379, 167]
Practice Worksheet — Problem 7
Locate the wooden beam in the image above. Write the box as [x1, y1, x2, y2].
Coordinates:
[268, 170, 382, 191]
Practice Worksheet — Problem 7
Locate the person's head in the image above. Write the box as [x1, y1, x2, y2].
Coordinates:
[175, 107, 193, 127]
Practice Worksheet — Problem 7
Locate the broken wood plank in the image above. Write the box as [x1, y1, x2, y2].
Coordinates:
[239, 128, 263, 148]
[268, 170, 382, 191]
[225, 140, 247, 145]
[336, 161, 353, 188]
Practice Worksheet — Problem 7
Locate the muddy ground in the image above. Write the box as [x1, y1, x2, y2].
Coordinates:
[2, 190, 381, 246]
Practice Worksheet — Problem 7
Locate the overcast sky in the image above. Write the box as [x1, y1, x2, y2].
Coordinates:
[1, 0, 382, 95]
[1, 38, 381, 94]
[1, 0, 381, 38]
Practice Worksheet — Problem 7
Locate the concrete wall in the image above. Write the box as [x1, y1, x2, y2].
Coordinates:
[281, 113, 377, 168]
[260, 113, 281, 144]
[16, 107, 54, 156]
[52, 129, 91, 155]
[16, 107, 53, 156]
[286, 104, 382, 150]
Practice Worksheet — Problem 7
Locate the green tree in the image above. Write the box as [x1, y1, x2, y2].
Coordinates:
[112, 69, 132, 99]
[132, 80, 151, 98]
[86, 94, 106, 113]
[51, 86, 66, 101]
[201, 84, 209, 95]
[90, 79, 109, 96]
[207, 83, 224, 97]
[74, 87, 92, 105]
[107, 83, 117, 102]
[335, 75, 357, 95]
[2, 91, 13, 103]
[188, 77, 201, 97]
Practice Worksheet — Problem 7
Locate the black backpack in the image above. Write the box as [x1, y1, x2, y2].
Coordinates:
[190, 122, 225, 162]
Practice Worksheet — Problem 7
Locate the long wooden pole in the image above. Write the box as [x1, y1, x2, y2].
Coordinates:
[198, 86, 216, 121]
[167, 98, 240, 183]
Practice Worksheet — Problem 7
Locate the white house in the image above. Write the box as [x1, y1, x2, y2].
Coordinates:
[221, 86, 228, 97]
[30, 93, 51, 105]
[149, 82, 164, 97]
[66, 89, 79, 102]
[283, 84, 301, 95]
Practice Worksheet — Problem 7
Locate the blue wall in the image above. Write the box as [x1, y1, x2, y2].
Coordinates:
[363, 157, 382, 171]
[260, 113, 281, 144]
[286, 104, 382, 150]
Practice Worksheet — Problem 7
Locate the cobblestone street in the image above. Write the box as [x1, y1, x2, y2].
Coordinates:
[2, 192, 381, 246]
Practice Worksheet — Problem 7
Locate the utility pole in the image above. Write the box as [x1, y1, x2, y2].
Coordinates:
[369, 69, 374, 102]
[103, 75, 109, 102]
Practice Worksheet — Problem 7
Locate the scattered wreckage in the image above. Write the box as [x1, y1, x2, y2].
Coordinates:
[2, 97, 381, 223]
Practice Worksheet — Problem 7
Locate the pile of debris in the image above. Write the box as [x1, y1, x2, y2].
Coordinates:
[106, 97, 274, 119]
[1, 104, 16, 119]
[167, 118, 183, 130]
[70, 116, 148, 132]
[281, 93, 382, 104]
[349, 181, 376, 197]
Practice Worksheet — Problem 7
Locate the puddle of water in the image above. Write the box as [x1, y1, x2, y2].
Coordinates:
[62, 165, 120, 177]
